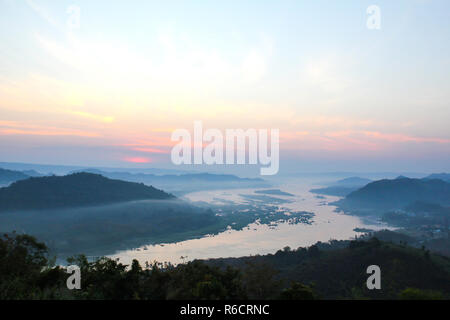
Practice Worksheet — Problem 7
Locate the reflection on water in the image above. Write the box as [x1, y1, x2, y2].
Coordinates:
[110, 181, 390, 265]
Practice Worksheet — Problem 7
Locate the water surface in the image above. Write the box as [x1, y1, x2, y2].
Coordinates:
[111, 181, 389, 265]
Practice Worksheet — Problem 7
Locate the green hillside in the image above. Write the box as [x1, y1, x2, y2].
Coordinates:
[0, 172, 174, 212]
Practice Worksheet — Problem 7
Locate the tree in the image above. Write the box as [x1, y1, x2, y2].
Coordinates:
[242, 261, 282, 299]
[398, 288, 443, 300]
[279, 282, 317, 300]
[0, 232, 63, 299]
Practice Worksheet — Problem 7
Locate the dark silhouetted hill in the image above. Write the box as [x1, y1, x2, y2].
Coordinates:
[72, 169, 264, 183]
[334, 178, 450, 214]
[0, 172, 174, 212]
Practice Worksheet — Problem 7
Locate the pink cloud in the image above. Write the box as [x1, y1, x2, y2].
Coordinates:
[362, 131, 450, 144]
[124, 157, 152, 163]
[132, 147, 168, 154]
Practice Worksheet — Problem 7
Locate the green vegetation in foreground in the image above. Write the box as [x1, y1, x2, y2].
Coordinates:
[205, 235, 450, 300]
[1, 232, 449, 300]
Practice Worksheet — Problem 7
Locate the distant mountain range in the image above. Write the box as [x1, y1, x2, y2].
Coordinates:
[0, 161, 190, 175]
[310, 176, 372, 197]
[71, 168, 264, 183]
[0, 164, 269, 194]
[0, 167, 48, 186]
[0, 168, 30, 185]
[334, 177, 372, 187]
[0, 172, 173, 212]
[423, 173, 450, 182]
[310, 186, 359, 197]
[334, 177, 450, 214]
[69, 169, 268, 194]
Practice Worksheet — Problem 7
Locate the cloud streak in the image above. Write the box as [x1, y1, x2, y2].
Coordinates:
[0, 120, 99, 137]
[67, 110, 115, 123]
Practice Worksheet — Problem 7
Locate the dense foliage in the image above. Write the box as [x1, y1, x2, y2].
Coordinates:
[0, 232, 315, 300]
[206, 237, 450, 299]
[1, 233, 448, 300]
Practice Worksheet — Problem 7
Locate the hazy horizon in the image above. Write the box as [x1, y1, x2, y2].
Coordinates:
[0, 159, 441, 180]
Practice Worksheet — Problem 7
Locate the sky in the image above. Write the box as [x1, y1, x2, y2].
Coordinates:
[0, 0, 449, 174]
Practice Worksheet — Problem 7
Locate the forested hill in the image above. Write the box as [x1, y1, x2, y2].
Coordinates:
[0, 172, 174, 212]
[335, 178, 450, 212]
[205, 237, 450, 299]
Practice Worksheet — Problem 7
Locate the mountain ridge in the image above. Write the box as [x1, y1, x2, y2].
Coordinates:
[334, 177, 450, 214]
[0, 168, 30, 185]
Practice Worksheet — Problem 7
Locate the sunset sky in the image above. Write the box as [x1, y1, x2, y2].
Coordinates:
[0, 0, 449, 174]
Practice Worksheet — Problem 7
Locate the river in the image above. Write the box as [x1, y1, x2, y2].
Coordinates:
[110, 180, 389, 265]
